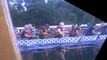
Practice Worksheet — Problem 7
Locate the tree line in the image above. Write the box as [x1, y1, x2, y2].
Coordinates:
[8, 0, 103, 27]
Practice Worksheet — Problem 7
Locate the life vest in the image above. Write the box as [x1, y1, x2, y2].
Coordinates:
[42, 26, 48, 36]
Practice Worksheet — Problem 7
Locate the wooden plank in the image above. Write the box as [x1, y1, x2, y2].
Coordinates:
[0, 0, 22, 60]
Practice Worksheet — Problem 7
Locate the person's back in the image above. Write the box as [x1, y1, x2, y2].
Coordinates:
[20, 30, 26, 38]
[69, 26, 75, 37]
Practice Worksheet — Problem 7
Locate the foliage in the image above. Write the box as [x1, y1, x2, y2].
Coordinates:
[8, 0, 103, 27]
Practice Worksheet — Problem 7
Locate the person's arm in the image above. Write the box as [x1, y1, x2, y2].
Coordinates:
[58, 29, 64, 36]
[75, 30, 79, 34]
[92, 30, 101, 35]
[25, 33, 32, 38]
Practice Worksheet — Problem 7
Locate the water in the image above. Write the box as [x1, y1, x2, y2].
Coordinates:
[21, 47, 99, 60]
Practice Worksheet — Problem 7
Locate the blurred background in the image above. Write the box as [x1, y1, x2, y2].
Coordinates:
[7, 0, 106, 60]
[7, 0, 104, 27]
